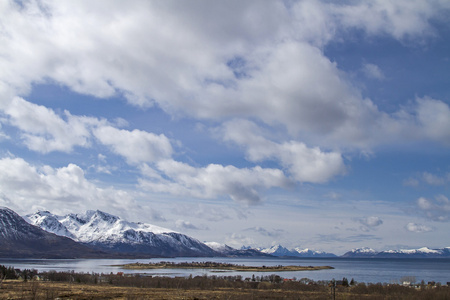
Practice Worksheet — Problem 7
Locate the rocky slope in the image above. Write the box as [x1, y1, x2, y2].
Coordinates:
[0, 207, 104, 258]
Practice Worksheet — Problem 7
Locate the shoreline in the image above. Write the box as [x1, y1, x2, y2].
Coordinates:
[114, 261, 334, 272]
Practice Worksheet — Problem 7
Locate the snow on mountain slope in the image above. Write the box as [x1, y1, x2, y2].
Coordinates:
[259, 245, 336, 257]
[343, 246, 450, 258]
[293, 247, 337, 257]
[26, 210, 216, 257]
[205, 242, 233, 253]
[24, 210, 75, 239]
[382, 247, 440, 254]
[206, 242, 272, 257]
[0, 207, 104, 258]
[259, 245, 293, 256]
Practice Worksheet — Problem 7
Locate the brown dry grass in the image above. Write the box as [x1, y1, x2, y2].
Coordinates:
[0, 280, 330, 299]
[1, 280, 448, 300]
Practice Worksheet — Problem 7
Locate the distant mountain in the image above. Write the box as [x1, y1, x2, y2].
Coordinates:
[342, 247, 450, 258]
[259, 245, 293, 256]
[0, 207, 104, 258]
[26, 210, 217, 257]
[293, 247, 337, 258]
[341, 247, 378, 258]
[205, 242, 272, 257]
[259, 245, 336, 257]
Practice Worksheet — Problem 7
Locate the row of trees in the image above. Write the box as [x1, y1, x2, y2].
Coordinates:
[1, 265, 449, 299]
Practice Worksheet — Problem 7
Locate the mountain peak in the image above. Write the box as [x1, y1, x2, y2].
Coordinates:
[27, 209, 216, 257]
[0, 207, 104, 258]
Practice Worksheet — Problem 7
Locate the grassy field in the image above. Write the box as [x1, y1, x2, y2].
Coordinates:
[1, 279, 449, 300]
[0, 280, 331, 299]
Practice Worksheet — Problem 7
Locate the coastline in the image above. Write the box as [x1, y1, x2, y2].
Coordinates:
[114, 261, 334, 272]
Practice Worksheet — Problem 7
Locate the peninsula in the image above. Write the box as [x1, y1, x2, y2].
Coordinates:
[116, 261, 334, 272]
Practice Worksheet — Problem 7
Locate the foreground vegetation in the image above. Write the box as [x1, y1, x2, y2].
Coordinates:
[117, 261, 334, 271]
[0, 265, 449, 299]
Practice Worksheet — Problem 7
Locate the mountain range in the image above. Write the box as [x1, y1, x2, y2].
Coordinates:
[257, 244, 337, 257]
[342, 247, 450, 258]
[0, 207, 105, 258]
[1, 207, 449, 259]
[25, 209, 217, 257]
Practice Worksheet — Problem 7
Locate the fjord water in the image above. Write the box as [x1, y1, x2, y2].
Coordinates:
[0, 257, 449, 284]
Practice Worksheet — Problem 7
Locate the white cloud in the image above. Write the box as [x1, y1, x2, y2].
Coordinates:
[405, 222, 432, 233]
[422, 172, 448, 186]
[362, 63, 385, 80]
[0, 156, 137, 216]
[360, 216, 383, 227]
[1, 1, 449, 152]
[357, 216, 383, 232]
[139, 159, 290, 205]
[403, 171, 450, 187]
[2, 97, 94, 153]
[175, 220, 207, 231]
[414, 97, 450, 144]
[93, 126, 173, 165]
[225, 233, 255, 249]
[417, 195, 450, 221]
[332, 0, 449, 40]
[220, 119, 346, 183]
[0, 95, 174, 165]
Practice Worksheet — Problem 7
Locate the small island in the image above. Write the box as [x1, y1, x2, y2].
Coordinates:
[116, 261, 334, 272]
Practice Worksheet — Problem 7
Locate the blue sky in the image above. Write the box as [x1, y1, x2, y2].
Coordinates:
[0, 0, 449, 254]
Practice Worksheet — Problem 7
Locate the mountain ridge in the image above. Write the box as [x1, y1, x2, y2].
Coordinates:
[26, 209, 217, 257]
[0, 207, 105, 258]
[258, 244, 337, 257]
[2, 207, 449, 259]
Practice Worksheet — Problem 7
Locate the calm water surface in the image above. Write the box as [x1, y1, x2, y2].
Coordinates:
[0, 257, 449, 284]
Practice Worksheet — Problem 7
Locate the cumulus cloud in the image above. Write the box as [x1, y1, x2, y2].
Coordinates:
[139, 160, 290, 205]
[417, 195, 450, 221]
[405, 222, 432, 233]
[1, 0, 449, 153]
[1, 0, 450, 214]
[331, 0, 450, 40]
[0, 156, 137, 215]
[0, 95, 174, 165]
[93, 126, 173, 165]
[357, 216, 383, 232]
[1, 97, 95, 153]
[220, 119, 346, 183]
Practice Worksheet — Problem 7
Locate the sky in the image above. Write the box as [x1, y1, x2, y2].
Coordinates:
[0, 0, 449, 255]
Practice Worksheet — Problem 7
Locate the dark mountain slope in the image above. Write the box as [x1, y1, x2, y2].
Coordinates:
[0, 207, 104, 258]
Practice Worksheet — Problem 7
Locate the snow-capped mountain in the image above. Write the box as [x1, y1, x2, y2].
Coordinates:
[293, 247, 337, 257]
[205, 242, 272, 257]
[377, 247, 450, 258]
[259, 245, 336, 257]
[0, 207, 104, 258]
[259, 245, 293, 256]
[341, 247, 378, 258]
[342, 247, 450, 258]
[26, 210, 217, 257]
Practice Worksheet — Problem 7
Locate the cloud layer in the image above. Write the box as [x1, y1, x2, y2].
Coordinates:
[0, 0, 449, 251]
